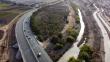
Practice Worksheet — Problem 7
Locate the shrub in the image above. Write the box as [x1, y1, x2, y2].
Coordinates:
[54, 43, 64, 50]
[66, 36, 75, 43]
[75, 16, 80, 24]
[79, 51, 90, 62]
[37, 35, 43, 42]
[78, 44, 93, 62]
[68, 57, 79, 62]
[67, 28, 78, 38]
[80, 44, 93, 55]
[51, 35, 59, 44]
[58, 33, 63, 39]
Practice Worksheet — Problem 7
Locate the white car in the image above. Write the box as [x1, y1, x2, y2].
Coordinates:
[37, 52, 41, 57]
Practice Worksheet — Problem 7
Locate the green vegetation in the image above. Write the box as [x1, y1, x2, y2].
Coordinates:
[51, 35, 60, 44]
[68, 57, 79, 62]
[67, 27, 78, 39]
[0, 12, 18, 26]
[0, 12, 17, 18]
[30, 2, 80, 62]
[0, 3, 9, 9]
[58, 33, 63, 39]
[68, 45, 93, 62]
[75, 16, 80, 24]
[70, 2, 80, 24]
[30, 7, 68, 42]
[54, 43, 64, 50]
[50, 35, 64, 50]
[66, 36, 75, 43]
[78, 44, 93, 62]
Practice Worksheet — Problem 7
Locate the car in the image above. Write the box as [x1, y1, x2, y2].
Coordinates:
[24, 30, 26, 32]
[26, 35, 28, 37]
[25, 21, 28, 23]
[28, 37, 31, 40]
[37, 52, 41, 57]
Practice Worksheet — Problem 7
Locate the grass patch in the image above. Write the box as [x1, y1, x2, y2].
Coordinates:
[30, 6, 68, 41]
[30, 2, 80, 62]
[0, 3, 9, 9]
[0, 12, 16, 18]
[0, 12, 18, 25]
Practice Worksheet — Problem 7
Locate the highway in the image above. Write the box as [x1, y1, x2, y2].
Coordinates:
[15, 8, 53, 62]
[14, 0, 67, 62]
[15, 9, 38, 62]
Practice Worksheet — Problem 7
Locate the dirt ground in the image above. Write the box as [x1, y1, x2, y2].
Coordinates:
[30, 1, 79, 62]
[0, 30, 4, 39]
[71, 0, 106, 62]
[0, 2, 30, 62]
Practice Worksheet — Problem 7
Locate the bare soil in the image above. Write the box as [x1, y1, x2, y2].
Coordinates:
[0, 3, 30, 62]
[31, 1, 80, 62]
[71, 0, 105, 61]
[0, 30, 4, 39]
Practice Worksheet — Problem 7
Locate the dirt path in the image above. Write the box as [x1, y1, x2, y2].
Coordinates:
[42, 4, 76, 49]
[61, 4, 75, 34]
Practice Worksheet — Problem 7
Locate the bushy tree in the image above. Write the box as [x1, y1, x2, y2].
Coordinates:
[66, 36, 75, 43]
[68, 57, 79, 62]
[58, 33, 63, 39]
[51, 35, 59, 44]
[79, 51, 90, 62]
[54, 43, 64, 50]
[78, 44, 93, 62]
[80, 44, 93, 55]
[75, 16, 80, 24]
[67, 27, 78, 38]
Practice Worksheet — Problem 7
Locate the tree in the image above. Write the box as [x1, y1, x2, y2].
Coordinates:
[54, 43, 64, 50]
[78, 44, 93, 62]
[76, 16, 80, 22]
[66, 36, 75, 43]
[67, 27, 78, 39]
[37, 35, 43, 42]
[76, 16, 80, 24]
[80, 44, 93, 55]
[58, 33, 63, 39]
[51, 35, 59, 44]
[79, 51, 90, 62]
[68, 57, 79, 62]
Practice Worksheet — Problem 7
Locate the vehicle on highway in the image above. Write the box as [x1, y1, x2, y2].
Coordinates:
[37, 52, 41, 57]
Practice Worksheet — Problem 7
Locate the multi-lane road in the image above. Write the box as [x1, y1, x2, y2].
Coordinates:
[15, 9, 38, 62]
[15, 0, 66, 62]
[15, 8, 53, 62]
[15, 0, 110, 62]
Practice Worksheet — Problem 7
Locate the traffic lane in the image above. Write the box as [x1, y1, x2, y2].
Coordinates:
[16, 15, 37, 62]
[23, 15, 53, 62]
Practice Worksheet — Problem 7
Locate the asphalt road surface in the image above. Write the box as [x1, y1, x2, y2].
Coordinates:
[15, 9, 53, 62]
[15, 9, 37, 62]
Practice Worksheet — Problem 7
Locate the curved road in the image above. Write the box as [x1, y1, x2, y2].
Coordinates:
[15, 9, 38, 62]
[15, 9, 53, 62]
[15, 0, 64, 62]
